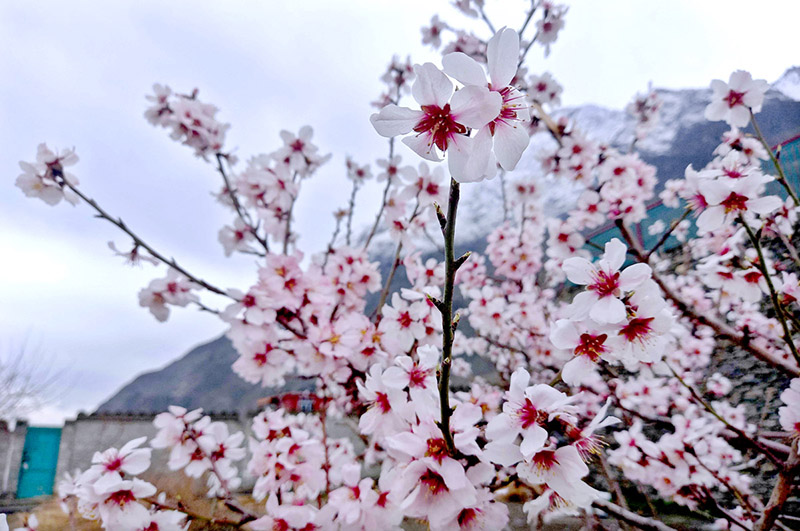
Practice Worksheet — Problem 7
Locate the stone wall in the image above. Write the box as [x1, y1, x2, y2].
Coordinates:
[0, 421, 27, 497]
[54, 412, 251, 490]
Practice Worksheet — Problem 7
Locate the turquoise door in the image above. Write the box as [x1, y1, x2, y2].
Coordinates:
[16, 427, 61, 498]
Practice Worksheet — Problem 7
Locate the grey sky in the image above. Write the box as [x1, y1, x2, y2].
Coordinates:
[1, 0, 798, 424]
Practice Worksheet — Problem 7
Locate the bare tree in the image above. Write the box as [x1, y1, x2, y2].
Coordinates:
[0, 342, 60, 423]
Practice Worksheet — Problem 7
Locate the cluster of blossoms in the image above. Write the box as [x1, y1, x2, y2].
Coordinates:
[138, 269, 199, 322]
[626, 85, 661, 141]
[13, 2, 800, 530]
[144, 84, 230, 160]
[150, 406, 246, 497]
[55, 436, 188, 530]
[15, 143, 80, 206]
[554, 238, 673, 384]
[372, 27, 531, 183]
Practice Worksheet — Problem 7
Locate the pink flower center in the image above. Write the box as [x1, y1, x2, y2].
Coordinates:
[488, 87, 523, 135]
[619, 317, 655, 342]
[375, 392, 391, 413]
[724, 168, 743, 179]
[531, 449, 558, 471]
[743, 271, 762, 284]
[588, 270, 620, 297]
[107, 489, 136, 506]
[377, 491, 389, 507]
[574, 333, 608, 361]
[425, 437, 448, 463]
[720, 191, 749, 213]
[691, 193, 708, 211]
[398, 311, 413, 328]
[518, 399, 549, 429]
[458, 508, 480, 527]
[725, 89, 746, 108]
[104, 456, 123, 472]
[211, 444, 227, 461]
[408, 366, 430, 388]
[414, 104, 467, 151]
[420, 470, 448, 495]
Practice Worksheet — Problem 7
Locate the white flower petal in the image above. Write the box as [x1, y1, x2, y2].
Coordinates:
[370, 105, 423, 137]
[442, 52, 487, 87]
[590, 296, 626, 324]
[450, 86, 502, 129]
[603, 238, 627, 272]
[487, 27, 519, 88]
[493, 120, 529, 171]
[402, 134, 441, 162]
[412, 63, 453, 107]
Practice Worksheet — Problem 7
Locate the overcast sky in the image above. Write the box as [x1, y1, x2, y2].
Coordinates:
[2, 0, 799, 425]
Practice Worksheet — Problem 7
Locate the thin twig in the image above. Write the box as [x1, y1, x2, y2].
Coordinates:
[477, 3, 496, 34]
[592, 499, 677, 531]
[615, 220, 800, 377]
[518, 1, 537, 36]
[363, 138, 396, 250]
[436, 178, 465, 455]
[739, 215, 800, 366]
[372, 199, 421, 319]
[499, 169, 509, 222]
[518, 30, 540, 67]
[373, 241, 403, 320]
[282, 172, 299, 254]
[345, 180, 360, 246]
[645, 208, 690, 260]
[749, 110, 799, 206]
[215, 153, 269, 252]
[60, 178, 231, 298]
[667, 362, 784, 468]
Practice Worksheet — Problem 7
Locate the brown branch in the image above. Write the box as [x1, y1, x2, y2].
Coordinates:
[667, 362, 784, 468]
[739, 215, 800, 366]
[592, 499, 677, 531]
[215, 153, 270, 253]
[437, 178, 464, 455]
[363, 138, 396, 250]
[754, 441, 800, 531]
[60, 178, 232, 298]
[645, 208, 690, 260]
[615, 220, 800, 377]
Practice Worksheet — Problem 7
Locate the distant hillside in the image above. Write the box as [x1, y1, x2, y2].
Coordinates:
[96, 336, 313, 414]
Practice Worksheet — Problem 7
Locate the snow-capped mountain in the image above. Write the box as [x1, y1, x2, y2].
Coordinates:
[774, 66, 800, 101]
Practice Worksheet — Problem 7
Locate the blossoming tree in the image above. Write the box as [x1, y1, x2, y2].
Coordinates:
[8, 1, 800, 530]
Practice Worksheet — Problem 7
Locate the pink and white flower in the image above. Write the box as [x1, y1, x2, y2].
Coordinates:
[704, 70, 768, 128]
[89, 437, 151, 478]
[371, 61, 502, 182]
[696, 173, 782, 234]
[442, 28, 531, 171]
[483, 368, 576, 464]
[516, 445, 602, 507]
[563, 239, 651, 324]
